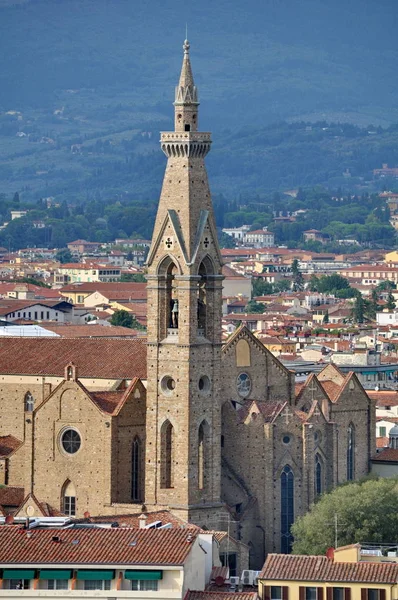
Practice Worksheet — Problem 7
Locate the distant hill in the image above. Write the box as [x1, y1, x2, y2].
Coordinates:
[0, 0, 397, 201]
[0, 0, 397, 125]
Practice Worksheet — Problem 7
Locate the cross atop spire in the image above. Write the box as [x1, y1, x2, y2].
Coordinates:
[175, 38, 198, 106]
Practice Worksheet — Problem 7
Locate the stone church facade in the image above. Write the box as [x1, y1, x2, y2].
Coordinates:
[0, 42, 375, 568]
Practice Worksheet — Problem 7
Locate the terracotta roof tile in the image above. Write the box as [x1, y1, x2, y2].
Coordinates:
[260, 553, 398, 583]
[320, 380, 342, 402]
[376, 437, 389, 449]
[0, 487, 24, 507]
[88, 390, 127, 415]
[372, 448, 398, 462]
[41, 324, 141, 338]
[0, 338, 147, 380]
[79, 509, 198, 529]
[187, 593, 257, 600]
[237, 401, 285, 424]
[0, 527, 198, 565]
[0, 435, 22, 457]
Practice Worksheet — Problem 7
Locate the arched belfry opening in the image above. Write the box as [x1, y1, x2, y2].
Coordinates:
[157, 256, 179, 340]
[197, 256, 214, 336]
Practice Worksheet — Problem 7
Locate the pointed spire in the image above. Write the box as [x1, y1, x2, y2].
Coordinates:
[175, 38, 198, 105]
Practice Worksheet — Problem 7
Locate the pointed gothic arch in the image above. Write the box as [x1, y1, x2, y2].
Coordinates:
[160, 420, 174, 489]
[157, 256, 180, 337]
[198, 420, 210, 490]
[315, 453, 324, 496]
[280, 464, 294, 554]
[24, 391, 34, 412]
[347, 422, 355, 481]
[131, 436, 142, 502]
[197, 256, 215, 334]
[61, 480, 76, 516]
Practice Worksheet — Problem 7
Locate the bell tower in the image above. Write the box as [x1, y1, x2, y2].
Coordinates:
[145, 40, 224, 525]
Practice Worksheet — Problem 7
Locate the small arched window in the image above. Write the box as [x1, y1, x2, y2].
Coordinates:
[280, 465, 294, 554]
[315, 454, 323, 496]
[347, 423, 355, 481]
[131, 437, 141, 502]
[24, 392, 34, 412]
[62, 480, 76, 516]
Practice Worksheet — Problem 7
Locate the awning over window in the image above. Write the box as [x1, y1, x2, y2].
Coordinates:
[3, 569, 36, 580]
[125, 570, 163, 580]
[39, 569, 72, 580]
[76, 570, 114, 581]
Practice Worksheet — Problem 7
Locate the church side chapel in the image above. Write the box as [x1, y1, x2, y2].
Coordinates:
[0, 41, 375, 568]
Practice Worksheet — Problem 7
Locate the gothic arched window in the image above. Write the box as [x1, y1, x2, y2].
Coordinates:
[315, 454, 323, 496]
[62, 480, 76, 516]
[198, 421, 209, 490]
[160, 420, 174, 489]
[24, 392, 34, 412]
[347, 423, 355, 481]
[280, 465, 294, 554]
[197, 256, 215, 336]
[131, 436, 141, 502]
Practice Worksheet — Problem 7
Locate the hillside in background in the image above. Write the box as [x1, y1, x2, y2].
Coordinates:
[0, 0, 397, 202]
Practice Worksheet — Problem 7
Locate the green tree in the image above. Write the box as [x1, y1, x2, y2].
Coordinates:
[55, 248, 73, 264]
[109, 309, 144, 329]
[387, 291, 396, 311]
[323, 310, 329, 324]
[252, 279, 274, 297]
[291, 258, 304, 291]
[274, 279, 291, 293]
[353, 294, 365, 323]
[245, 300, 265, 313]
[120, 273, 146, 282]
[291, 477, 398, 555]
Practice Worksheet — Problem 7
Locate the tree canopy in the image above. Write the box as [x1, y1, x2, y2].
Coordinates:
[109, 309, 144, 330]
[291, 477, 398, 555]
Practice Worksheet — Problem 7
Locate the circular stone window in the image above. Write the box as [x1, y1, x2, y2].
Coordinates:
[236, 373, 251, 398]
[282, 434, 291, 445]
[160, 375, 176, 395]
[198, 375, 211, 395]
[61, 428, 81, 455]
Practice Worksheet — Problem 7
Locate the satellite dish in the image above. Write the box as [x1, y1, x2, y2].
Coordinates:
[5, 515, 14, 525]
[215, 576, 225, 587]
[83, 511, 90, 519]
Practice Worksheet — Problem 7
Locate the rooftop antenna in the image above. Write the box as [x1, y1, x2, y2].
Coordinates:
[185, 23, 188, 41]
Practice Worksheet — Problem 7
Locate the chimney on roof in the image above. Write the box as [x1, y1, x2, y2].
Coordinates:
[138, 513, 147, 529]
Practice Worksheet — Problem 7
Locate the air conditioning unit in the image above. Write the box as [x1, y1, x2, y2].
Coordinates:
[241, 570, 254, 586]
[229, 576, 240, 587]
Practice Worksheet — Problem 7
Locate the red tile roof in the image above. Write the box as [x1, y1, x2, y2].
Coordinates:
[0, 487, 25, 507]
[0, 435, 22, 457]
[79, 509, 198, 529]
[0, 527, 198, 565]
[320, 380, 341, 402]
[376, 437, 389, 449]
[237, 401, 285, 424]
[372, 448, 398, 462]
[60, 282, 147, 293]
[260, 553, 398, 583]
[42, 324, 140, 338]
[187, 594, 257, 600]
[0, 338, 147, 380]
